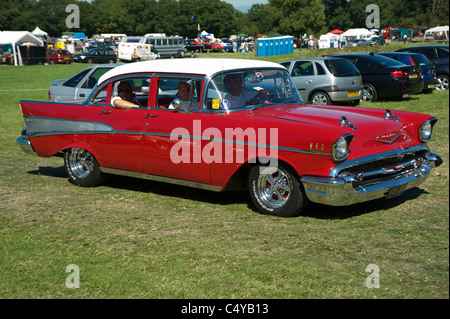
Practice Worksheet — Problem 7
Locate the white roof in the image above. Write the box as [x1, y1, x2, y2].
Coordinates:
[0, 31, 44, 46]
[425, 26, 449, 33]
[98, 58, 283, 85]
[31, 26, 48, 37]
[343, 28, 373, 36]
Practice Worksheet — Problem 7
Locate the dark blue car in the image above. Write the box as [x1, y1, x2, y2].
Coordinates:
[396, 45, 449, 90]
[378, 52, 437, 93]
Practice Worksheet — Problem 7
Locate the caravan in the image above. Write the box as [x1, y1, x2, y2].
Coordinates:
[118, 34, 185, 61]
[319, 34, 340, 49]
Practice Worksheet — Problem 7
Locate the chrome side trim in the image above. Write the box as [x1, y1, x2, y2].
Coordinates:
[23, 116, 114, 137]
[100, 167, 223, 192]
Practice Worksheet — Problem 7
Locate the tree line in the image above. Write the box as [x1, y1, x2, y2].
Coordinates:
[1, 0, 448, 39]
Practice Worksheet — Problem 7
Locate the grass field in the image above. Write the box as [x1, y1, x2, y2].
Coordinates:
[0, 44, 448, 300]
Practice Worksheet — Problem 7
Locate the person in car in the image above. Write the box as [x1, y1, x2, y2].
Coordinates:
[111, 81, 141, 109]
[223, 74, 268, 109]
[169, 81, 200, 110]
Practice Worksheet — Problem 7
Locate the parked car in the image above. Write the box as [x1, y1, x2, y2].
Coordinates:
[346, 39, 373, 47]
[279, 57, 363, 105]
[49, 64, 119, 102]
[378, 52, 437, 93]
[335, 53, 424, 102]
[46, 49, 73, 64]
[73, 48, 117, 63]
[17, 59, 442, 217]
[396, 45, 449, 90]
[369, 36, 386, 45]
[184, 39, 204, 53]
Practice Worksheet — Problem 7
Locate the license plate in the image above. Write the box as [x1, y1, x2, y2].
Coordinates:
[348, 92, 359, 97]
[386, 183, 408, 199]
[64, 57, 70, 59]
[428, 84, 436, 89]
[409, 74, 418, 79]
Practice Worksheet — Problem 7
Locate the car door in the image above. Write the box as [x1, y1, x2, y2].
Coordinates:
[141, 77, 211, 185]
[289, 60, 316, 101]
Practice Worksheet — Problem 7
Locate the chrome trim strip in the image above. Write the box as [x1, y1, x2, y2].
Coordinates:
[100, 167, 223, 192]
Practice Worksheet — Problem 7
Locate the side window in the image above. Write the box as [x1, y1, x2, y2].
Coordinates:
[437, 48, 449, 59]
[416, 48, 438, 60]
[315, 62, 326, 75]
[81, 67, 112, 89]
[354, 59, 369, 71]
[63, 69, 90, 87]
[156, 78, 200, 111]
[292, 61, 314, 76]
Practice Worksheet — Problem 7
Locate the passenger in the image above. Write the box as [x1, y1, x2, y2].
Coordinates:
[111, 81, 141, 109]
[223, 74, 268, 109]
[169, 81, 200, 110]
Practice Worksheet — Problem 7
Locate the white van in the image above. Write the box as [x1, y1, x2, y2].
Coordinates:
[319, 34, 340, 49]
[118, 37, 158, 62]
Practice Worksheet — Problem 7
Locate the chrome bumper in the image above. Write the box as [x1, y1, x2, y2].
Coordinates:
[17, 128, 36, 156]
[301, 152, 443, 206]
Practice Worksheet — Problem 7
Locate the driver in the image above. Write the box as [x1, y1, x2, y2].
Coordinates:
[111, 81, 141, 109]
[223, 74, 268, 109]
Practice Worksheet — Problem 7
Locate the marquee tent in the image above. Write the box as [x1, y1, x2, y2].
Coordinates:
[0, 31, 44, 65]
[424, 26, 449, 40]
[342, 28, 373, 39]
[31, 26, 48, 38]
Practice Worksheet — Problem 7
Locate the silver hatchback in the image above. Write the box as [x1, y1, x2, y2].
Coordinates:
[280, 58, 363, 105]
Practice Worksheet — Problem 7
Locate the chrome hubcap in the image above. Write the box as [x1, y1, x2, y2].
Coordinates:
[68, 148, 94, 179]
[436, 76, 449, 90]
[256, 168, 291, 208]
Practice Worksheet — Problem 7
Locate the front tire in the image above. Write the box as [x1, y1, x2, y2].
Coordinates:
[436, 75, 449, 90]
[64, 148, 104, 187]
[248, 164, 308, 217]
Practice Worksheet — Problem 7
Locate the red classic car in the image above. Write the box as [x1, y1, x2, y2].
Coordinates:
[17, 59, 443, 217]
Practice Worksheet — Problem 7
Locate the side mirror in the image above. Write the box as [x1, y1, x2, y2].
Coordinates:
[171, 98, 189, 113]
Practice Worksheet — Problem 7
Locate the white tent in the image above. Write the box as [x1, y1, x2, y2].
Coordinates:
[424, 26, 449, 40]
[0, 31, 44, 66]
[343, 28, 373, 40]
[31, 26, 48, 38]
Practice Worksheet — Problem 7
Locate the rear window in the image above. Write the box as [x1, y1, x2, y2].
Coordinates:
[411, 54, 431, 66]
[368, 54, 405, 67]
[60, 50, 71, 55]
[325, 59, 360, 77]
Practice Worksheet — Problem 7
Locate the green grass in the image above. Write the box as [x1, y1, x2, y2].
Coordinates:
[0, 44, 448, 299]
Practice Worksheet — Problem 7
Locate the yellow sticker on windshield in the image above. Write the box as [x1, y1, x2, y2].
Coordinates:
[212, 99, 220, 109]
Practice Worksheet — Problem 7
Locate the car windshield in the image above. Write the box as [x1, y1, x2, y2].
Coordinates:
[411, 54, 432, 66]
[205, 68, 302, 111]
[325, 59, 360, 77]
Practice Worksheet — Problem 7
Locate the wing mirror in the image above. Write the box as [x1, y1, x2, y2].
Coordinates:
[171, 98, 189, 113]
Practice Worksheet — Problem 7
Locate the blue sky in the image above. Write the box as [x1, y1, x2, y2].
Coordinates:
[224, 0, 268, 12]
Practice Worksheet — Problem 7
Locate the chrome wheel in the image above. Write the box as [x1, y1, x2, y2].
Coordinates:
[64, 148, 104, 186]
[361, 83, 377, 102]
[67, 148, 94, 179]
[311, 92, 330, 105]
[256, 168, 292, 209]
[436, 75, 449, 90]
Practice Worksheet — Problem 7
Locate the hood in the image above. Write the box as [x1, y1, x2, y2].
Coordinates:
[252, 104, 420, 157]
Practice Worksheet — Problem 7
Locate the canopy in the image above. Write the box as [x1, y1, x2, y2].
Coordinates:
[31, 26, 48, 37]
[329, 29, 344, 34]
[424, 26, 449, 40]
[343, 28, 373, 39]
[237, 33, 248, 37]
[0, 31, 44, 65]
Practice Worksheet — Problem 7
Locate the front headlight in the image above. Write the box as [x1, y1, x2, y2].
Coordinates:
[419, 118, 437, 142]
[332, 134, 354, 162]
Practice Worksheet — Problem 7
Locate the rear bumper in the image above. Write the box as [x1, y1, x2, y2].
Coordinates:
[301, 151, 442, 206]
[17, 135, 36, 156]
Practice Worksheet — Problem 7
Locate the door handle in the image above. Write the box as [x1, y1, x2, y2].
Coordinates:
[306, 80, 313, 83]
[146, 114, 159, 118]
[100, 110, 112, 115]
[79, 93, 85, 97]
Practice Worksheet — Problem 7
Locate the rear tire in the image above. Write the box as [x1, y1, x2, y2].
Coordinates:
[248, 164, 308, 217]
[361, 83, 378, 102]
[64, 148, 105, 187]
[310, 92, 331, 105]
[436, 75, 449, 90]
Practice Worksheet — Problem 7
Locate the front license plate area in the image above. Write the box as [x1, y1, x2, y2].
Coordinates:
[386, 183, 408, 199]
